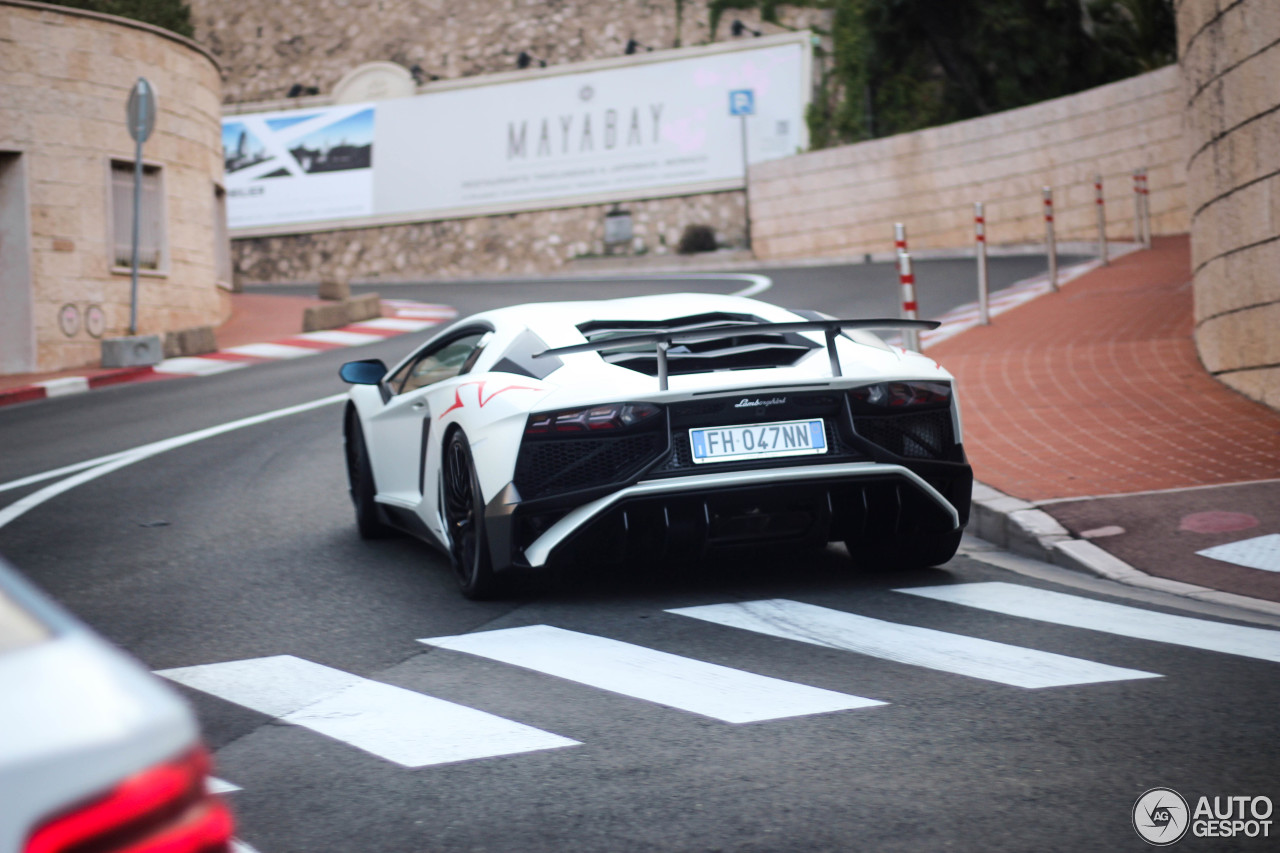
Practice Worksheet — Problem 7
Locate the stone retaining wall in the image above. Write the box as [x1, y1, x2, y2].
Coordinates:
[233, 189, 746, 283]
[748, 66, 1188, 260]
[1179, 0, 1280, 409]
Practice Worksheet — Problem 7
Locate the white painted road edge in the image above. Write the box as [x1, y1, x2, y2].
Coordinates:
[0, 394, 346, 530]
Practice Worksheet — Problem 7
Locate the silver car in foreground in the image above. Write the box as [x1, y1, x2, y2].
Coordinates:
[0, 557, 233, 853]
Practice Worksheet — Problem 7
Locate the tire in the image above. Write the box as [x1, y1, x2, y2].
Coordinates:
[845, 529, 962, 572]
[442, 430, 502, 599]
[344, 413, 393, 540]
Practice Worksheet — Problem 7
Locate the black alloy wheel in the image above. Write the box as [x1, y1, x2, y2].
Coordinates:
[344, 412, 393, 540]
[442, 430, 501, 599]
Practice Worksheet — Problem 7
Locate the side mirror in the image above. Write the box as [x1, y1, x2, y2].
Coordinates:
[339, 359, 387, 385]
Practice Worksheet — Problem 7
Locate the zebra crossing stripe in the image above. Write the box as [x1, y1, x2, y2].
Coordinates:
[898, 582, 1280, 663]
[667, 599, 1160, 688]
[418, 625, 883, 723]
[156, 655, 579, 767]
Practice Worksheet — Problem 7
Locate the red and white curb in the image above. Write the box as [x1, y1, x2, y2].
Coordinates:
[916, 259, 1099, 349]
[883, 256, 1117, 351]
[0, 300, 456, 408]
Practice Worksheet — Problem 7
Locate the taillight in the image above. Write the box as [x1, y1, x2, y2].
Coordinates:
[24, 745, 234, 853]
[849, 381, 950, 409]
[525, 402, 661, 435]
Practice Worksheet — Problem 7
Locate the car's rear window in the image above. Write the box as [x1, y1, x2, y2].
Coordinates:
[576, 312, 820, 377]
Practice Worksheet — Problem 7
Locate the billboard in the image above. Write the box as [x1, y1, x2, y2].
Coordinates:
[223, 37, 810, 234]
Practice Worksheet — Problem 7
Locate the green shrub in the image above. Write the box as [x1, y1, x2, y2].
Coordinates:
[46, 0, 195, 39]
[677, 225, 718, 254]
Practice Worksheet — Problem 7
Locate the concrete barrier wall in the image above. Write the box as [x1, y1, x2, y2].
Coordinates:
[750, 66, 1188, 260]
[1180, 0, 1280, 409]
[0, 1, 225, 372]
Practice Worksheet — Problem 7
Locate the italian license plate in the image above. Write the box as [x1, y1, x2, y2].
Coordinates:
[689, 419, 827, 464]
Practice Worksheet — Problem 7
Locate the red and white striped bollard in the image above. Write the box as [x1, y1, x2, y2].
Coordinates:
[1043, 186, 1058, 292]
[975, 201, 990, 325]
[1140, 167, 1151, 247]
[1095, 174, 1108, 265]
[898, 250, 921, 352]
[1133, 169, 1144, 246]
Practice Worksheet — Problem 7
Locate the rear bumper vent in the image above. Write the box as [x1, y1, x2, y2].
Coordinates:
[851, 410, 960, 461]
[514, 432, 665, 500]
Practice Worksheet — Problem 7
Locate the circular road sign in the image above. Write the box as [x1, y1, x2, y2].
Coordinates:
[126, 77, 157, 143]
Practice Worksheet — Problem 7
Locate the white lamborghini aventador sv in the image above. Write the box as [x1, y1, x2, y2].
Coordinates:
[340, 292, 972, 598]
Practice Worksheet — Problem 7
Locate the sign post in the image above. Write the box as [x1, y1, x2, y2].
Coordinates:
[729, 89, 754, 250]
[125, 78, 156, 336]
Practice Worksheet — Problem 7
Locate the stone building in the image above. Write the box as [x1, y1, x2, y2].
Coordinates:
[0, 0, 228, 374]
[1177, 0, 1280, 409]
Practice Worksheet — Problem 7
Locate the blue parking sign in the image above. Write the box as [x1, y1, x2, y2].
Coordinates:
[729, 89, 755, 116]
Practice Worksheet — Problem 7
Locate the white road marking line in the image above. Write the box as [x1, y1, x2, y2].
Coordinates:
[153, 357, 248, 376]
[209, 777, 241, 794]
[0, 452, 134, 494]
[37, 376, 91, 396]
[296, 329, 387, 346]
[222, 342, 321, 359]
[898, 582, 1280, 663]
[0, 453, 167, 531]
[1197, 534, 1280, 573]
[667, 599, 1159, 688]
[419, 624, 882, 723]
[0, 394, 346, 530]
[157, 655, 579, 767]
[353, 317, 439, 331]
[231, 841, 262, 853]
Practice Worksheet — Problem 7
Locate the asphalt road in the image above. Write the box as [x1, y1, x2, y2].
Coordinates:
[3, 260, 1279, 852]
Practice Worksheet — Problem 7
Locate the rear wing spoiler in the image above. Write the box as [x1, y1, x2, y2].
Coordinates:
[533, 319, 939, 390]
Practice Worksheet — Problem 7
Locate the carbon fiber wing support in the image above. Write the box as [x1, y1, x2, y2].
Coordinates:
[531, 319, 940, 390]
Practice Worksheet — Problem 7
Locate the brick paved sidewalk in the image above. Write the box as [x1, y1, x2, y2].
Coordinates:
[929, 235, 1280, 502]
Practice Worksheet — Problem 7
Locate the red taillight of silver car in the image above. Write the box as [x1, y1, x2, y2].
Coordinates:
[24, 745, 233, 853]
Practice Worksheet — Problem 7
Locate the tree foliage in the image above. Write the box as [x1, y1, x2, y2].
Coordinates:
[805, 0, 1176, 148]
[44, 0, 194, 39]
